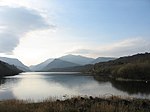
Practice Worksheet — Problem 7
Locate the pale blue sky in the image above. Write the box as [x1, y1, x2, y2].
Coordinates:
[0, 0, 150, 65]
[54, 0, 150, 41]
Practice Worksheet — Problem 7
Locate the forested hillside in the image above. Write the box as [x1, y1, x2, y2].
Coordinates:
[0, 61, 22, 77]
[91, 53, 150, 80]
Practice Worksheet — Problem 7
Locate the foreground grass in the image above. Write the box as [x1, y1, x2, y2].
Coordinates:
[0, 96, 150, 112]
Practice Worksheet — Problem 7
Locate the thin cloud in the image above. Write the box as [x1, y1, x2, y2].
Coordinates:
[0, 6, 54, 53]
[68, 49, 93, 55]
[69, 38, 150, 57]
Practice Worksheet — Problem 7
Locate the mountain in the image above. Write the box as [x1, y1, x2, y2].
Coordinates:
[90, 53, 150, 80]
[38, 55, 116, 72]
[49, 53, 150, 80]
[91, 57, 116, 64]
[0, 57, 30, 71]
[0, 60, 22, 77]
[30, 58, 53, 71]
[42, 59, 80, 71]
[59, 54, 94, 65]
[48, 64, 93, 72]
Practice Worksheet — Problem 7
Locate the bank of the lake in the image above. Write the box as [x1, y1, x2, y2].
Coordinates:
[0, 96, 150, 112]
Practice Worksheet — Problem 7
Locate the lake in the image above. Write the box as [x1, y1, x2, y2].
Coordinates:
[0, 72, 150, 101]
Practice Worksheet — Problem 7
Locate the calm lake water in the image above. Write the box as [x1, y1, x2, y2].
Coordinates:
[0, 72, 150, 101]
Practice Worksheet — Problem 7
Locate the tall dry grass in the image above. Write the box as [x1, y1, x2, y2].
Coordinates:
[0, 96, 149, 112]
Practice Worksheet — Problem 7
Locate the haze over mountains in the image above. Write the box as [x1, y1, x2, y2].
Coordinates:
[0, 57, 30, 71]
[0, 53, 149, 79]
[42, 59, 80, 71]
[29, 54, 116, 71]
[30, 58, 54, 71]
[0, 54, 116, 72]
[59, 54, 94, 65]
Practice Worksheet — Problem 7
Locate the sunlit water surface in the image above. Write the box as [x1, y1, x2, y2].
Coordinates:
[0, 72, 150, 101]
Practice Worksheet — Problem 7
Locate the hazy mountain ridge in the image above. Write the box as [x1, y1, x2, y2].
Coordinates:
[32, 54, 116, 71]
[42, 59, 80, 71]
[59, 54, 94, 65]
[30, 54, 94, 71]
[0, 57, 30, 71]
[48, 53, 150, 80]
[0, 55, 118, 72]
[0, 53, 150, 80]
[0, 60, 22, 77]
[30, 58, 53, 71]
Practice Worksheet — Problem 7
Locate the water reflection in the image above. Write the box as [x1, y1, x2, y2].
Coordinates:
[0, 72, 150, 101]
[111, 80, 150, 95]
[0, 78, 20, 100]
[94, 76, 150, 97]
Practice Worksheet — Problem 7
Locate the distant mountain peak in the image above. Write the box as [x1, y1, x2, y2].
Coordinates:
[43, 58, 80, 71]
[30, 54, 116, 72]
[30, 58, 54, 71]
[60, 54, 94, 65]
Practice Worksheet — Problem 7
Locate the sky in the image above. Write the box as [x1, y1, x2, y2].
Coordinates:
[0, 0, 150, 66]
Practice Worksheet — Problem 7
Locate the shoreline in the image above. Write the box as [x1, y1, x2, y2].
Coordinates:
[92, 74, 150, 82]
[0, 96, 149, 112]
[114, 77, 150, 82]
